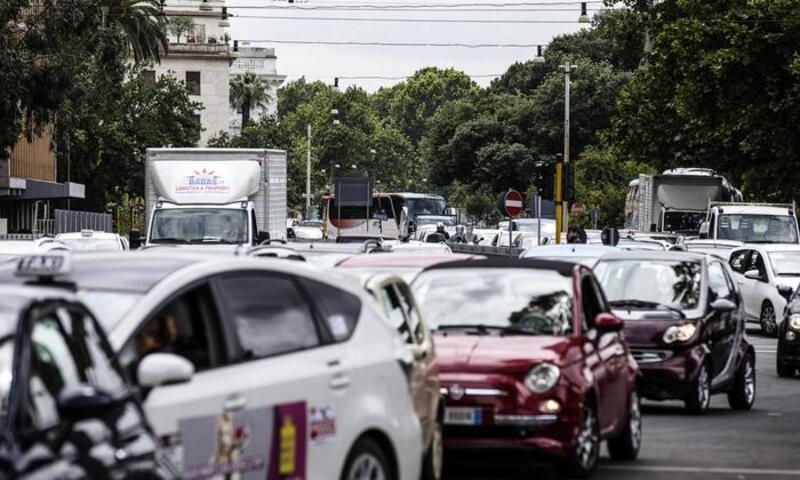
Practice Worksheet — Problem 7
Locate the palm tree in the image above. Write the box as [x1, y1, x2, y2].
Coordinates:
[230, 73, 272, 131]
[103, 0, 169, 65]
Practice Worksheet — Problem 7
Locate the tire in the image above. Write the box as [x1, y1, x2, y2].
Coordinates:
[421, 418, 444, 480]
[685, 361, 711, 414]
[341, 437, 394, 480]
[728, 352, 756, 410]
[760, 302, 778, 337]
[777, 343, 796, 377]
[607, 391, 642, 461]
[554, 402, 599, 479]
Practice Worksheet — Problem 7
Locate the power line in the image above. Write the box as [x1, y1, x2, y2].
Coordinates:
[233, 14, 584, 23]
[240, 38, 544, 47]
[182, 1, 606, 7]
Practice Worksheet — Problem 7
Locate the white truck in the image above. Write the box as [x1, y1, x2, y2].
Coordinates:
[139, 148, 286, 248]
[699, 202, 800, 244]
[625, 168, 742, 234]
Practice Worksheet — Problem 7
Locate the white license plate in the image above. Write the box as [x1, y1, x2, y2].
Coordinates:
[445, 407, 482, 426]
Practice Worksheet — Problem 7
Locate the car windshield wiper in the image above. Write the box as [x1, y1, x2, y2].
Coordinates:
[435, 324, 537, 335]
[150, 237, 191, 244]
[609, 299, 686, 318]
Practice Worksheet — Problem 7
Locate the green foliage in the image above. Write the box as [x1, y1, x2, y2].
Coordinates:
[168, 16, 194, 43]
[230, 72, 273, 131]
[608, 0, 800, 201]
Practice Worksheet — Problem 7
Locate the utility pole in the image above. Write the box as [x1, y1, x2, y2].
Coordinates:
[558, 61, 574, 244]
[306, 124, 311, 220]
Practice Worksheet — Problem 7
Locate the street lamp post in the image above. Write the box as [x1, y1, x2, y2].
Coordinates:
[306, 124, 311, 220]
[555, 61, 574, 244]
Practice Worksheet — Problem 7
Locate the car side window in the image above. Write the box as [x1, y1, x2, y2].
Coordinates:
[298, 278, 361, 341]
[380, 284, 414, 344]
[751, 252, 767, 276]
[24, 308, 83, 432]
[72, 309, 126, 395]
[123, 284, 222, 377]
[395, 282, 426, 345]
[708, 262, 732, 301]
[730, 251, 749, 273]
[218, 273, 321, 359]
[580, 276, 602, 331]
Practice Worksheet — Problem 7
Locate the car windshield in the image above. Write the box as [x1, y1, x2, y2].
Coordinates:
[768, 251, 800, 276]
[415, 216, 457, 227]
[150, 208, 248, 244]
[77, 290, 143, 331]
[413, 268, 574, 336]
[408, 198, 446, 218]
[594, 260, 702, 312]
[718, 214, 798, 243]
[57, 238, 119, 252]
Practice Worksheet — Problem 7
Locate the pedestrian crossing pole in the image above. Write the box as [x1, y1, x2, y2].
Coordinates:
[560, 62, 574, 243]
[555, 155, 563, 244]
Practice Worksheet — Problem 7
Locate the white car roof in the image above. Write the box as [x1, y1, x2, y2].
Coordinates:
[732, 243, 800, 253]
[56, 231, 119, 240]
[717, 205, 793, 215]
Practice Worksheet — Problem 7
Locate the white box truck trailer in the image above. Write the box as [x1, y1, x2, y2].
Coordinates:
[141, 148, 286, 248]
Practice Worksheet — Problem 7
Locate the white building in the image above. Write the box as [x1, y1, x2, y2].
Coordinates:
[147, 0, 234, 146]
[228, 45, 286, 136]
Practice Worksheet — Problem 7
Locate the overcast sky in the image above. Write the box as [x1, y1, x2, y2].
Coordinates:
[228, 0, 598, 92]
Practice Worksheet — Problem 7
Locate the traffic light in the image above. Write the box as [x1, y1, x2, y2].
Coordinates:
[532, 161, 555, 200]
[563, 162, 576, 202]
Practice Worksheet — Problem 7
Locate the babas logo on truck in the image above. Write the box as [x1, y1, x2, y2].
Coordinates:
[176, 168, 231, 194]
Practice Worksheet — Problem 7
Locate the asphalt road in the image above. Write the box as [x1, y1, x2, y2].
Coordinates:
[447, 328, 800, 480]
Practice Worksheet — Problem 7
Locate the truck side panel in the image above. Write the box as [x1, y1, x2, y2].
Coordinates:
[263, 150, 287, 240]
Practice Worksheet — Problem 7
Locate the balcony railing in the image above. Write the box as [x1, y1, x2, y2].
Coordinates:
[167, 43, 230, 55]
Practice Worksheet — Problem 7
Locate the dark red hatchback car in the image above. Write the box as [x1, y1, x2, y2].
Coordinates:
[412, 258, 640, 478]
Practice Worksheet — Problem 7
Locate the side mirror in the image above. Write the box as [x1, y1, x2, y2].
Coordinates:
[594, 313, 624, 332]
[257, 231, 271, 244]
[744, 269, 762, 281]
[57, 385, 116, 421]
[137, 353, 194, 388]
[710, 298, 737, 313]
[128, 230, 142, 250]
[778, 285, 794, 300]
[698, 222, 710, 239]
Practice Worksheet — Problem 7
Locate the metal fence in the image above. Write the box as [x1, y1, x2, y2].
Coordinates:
[54, 209, 113, 234]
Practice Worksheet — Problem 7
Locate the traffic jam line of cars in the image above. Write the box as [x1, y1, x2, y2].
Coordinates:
[9, 227, 800, 479]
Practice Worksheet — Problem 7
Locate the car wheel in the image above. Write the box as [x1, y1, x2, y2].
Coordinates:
[607, 390, 642, 461]
[777, 342, 796, 377]
[341, 437, 393, 480]
[728, 352, 756, 410]
[685, 361, 711, 414]
[554, 402, 599, 479]
[421, 418, 444, 480]
[761, 302, 778, 337]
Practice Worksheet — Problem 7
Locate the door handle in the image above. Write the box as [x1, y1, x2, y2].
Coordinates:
[223, 393, 248, 412]
[329, 374, 351, 390]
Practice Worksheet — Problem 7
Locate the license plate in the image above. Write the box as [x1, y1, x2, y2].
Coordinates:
[445, 407, 482, 426]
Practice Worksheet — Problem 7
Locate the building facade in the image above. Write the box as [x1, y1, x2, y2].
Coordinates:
[0, 129, 85, 235]
[228, 45, 286, 136]
[150, 0, 234, 146]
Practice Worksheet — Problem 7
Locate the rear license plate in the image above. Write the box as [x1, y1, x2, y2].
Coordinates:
[445, 407, 482, 426]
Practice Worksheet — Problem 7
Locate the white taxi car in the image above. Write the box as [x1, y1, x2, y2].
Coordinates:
[0, 253, 422, 480]
[729, 244, 800, 336]
[55, 230, 129, 252]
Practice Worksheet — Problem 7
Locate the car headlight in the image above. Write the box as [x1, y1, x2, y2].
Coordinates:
[789, 314, 800, 331]
[663, 323, 697, 344]
[524, 363, 560, 394]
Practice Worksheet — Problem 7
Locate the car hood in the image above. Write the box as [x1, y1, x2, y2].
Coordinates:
[293, 227, 323, 240]
[433, 334, 578, 373]
[775, 276, 800, 291]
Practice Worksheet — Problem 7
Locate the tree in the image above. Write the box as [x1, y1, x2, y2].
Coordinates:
[168, 16, 193, 43]
[106, 0, 168, 64]
[230, 72, 272, 131]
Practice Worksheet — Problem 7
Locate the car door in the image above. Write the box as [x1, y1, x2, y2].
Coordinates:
[213, 271, 349, 480]
[117, 281, 246, 473]
[750, 250, 774, 316]
[707, 261, 737, 380]
[737, 250, 761, 318]
[581, 274, 627, 433]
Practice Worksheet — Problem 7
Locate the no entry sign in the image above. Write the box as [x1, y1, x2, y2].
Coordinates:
[502, 189, 524, 217]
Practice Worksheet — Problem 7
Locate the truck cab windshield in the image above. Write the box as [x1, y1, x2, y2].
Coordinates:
[151, 208, 248, 244]
[718, 214, 798, 243]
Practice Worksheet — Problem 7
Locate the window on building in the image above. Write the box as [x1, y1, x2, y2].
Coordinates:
[143, 70, 156, 83]
[186, 71, 201, 95]
[193, 114, 202, 137]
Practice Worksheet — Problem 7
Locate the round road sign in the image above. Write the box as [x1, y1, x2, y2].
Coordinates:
[503, 189, 524, 217]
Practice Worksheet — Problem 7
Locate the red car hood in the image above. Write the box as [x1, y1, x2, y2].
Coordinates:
[434, 335, 578, 373]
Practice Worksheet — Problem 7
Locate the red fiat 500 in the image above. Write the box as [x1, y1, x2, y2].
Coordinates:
[412, 258, 640, 478]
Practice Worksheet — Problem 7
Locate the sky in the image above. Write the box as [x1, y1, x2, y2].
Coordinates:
[227, 0, 600, 92]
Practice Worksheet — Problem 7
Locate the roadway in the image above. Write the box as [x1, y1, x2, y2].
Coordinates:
[448, 329, 800, 480]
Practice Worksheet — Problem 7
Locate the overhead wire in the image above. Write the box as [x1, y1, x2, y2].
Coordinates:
[238, 39, 545, 47]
